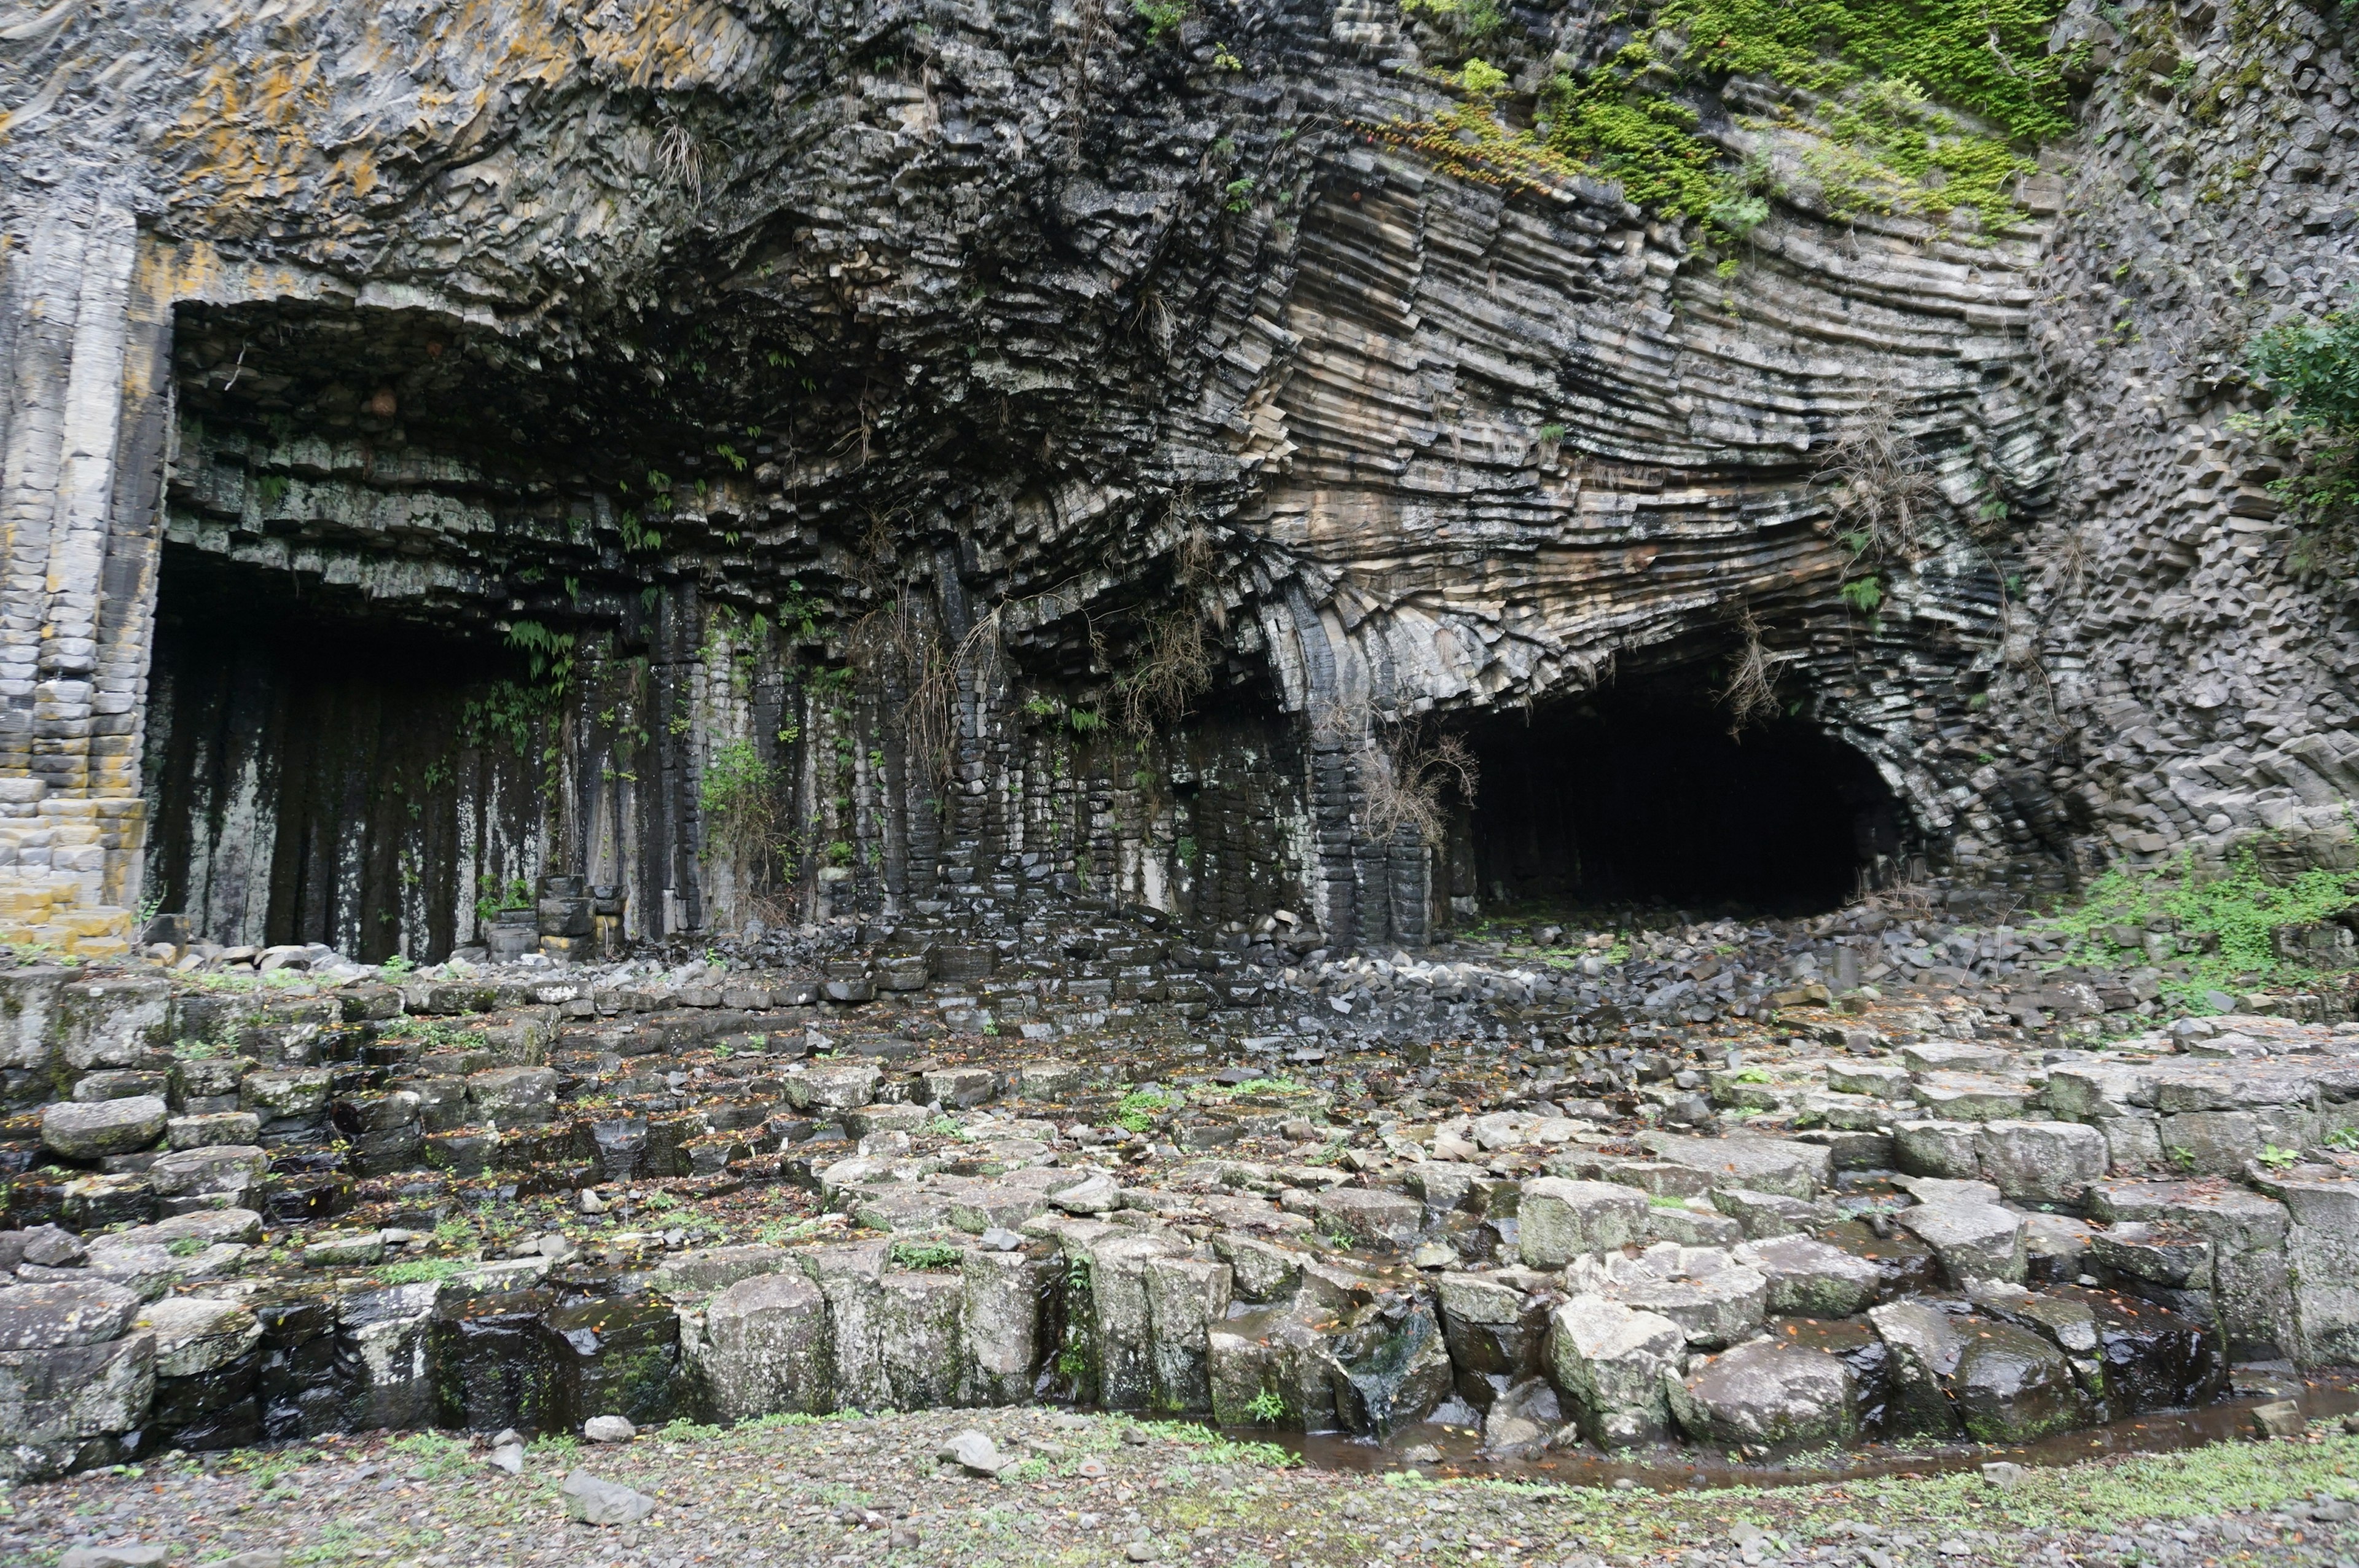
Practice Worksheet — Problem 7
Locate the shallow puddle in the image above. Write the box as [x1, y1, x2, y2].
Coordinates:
[1254, 1370, 2359, 1489]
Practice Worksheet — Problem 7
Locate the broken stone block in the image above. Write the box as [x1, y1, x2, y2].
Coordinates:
[1544, 1293, 1683, 1447]
[467, 1066, 558, 1126]
[1517, 1178, 1647, 1268]
[561, 1469, 656, 1525]
[1892, 1119, 1981, 1179]
[1635, 1133, 1829, 1199]
[786, 1061, 882, 1112]
[687, 1271, 833, 1422]
[1667, 1338, 1858, 1448]
[1898, 1203, 2027, 1285]
[1954, 1319, 2092, 1442]
[41, 1095, 168, 1160]
[1731, 1236, 1881, 1318]
[1974, 1120, 2109, 1204]
[1312, 1187, 1423, 1250]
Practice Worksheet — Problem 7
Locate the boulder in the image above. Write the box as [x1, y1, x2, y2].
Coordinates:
[1517, 1179, 1648, 1268]
[786, 1062, 882, 1112]
[1974, 1120, 2108, 1205]
[1954, 1319, 2093, 1442]
[688, 1272, 834, 1422]
[1898, 1203, 2027, 1285]
[1667, 1339, 1858, 1447]
[1892, 1120, 1981, 1180]
[138, 1296, 262, 1378]
[1869, 1300, 1969, 1437]
[0, 1280, 143, 1351]
[466, 1066, 558, 1125]
[1312, 1187, 1424, 1250]
[560, 1469, 657, 1526]
[1731, 1236, 1881, 1319]
[146, 1144, 270, 1209]
[1587, 1252, 1767, 1349]
[41, 1095, 168, 1160]
[1545, 1294, 1683, 1446]
[1635, 1133, 1829, 1199]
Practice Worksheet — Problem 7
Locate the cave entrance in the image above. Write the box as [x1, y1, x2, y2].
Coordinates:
[1456, 677, 1904, 919]
[141, 546, 546, 961]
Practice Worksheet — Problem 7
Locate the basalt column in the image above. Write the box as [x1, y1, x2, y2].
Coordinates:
[0, 200, 172, 956]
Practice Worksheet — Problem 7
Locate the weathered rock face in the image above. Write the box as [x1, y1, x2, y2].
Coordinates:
[0, 0, 2350, 964]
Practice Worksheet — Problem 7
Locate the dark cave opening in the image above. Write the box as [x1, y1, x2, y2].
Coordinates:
[143, 546, 544, 961]
[1458, 679, 1906, 918]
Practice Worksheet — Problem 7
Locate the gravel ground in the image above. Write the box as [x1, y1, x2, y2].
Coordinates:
[14, 1411, 2359, 1568]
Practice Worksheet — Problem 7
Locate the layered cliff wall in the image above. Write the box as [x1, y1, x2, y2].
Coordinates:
[0, 0, 2351, 959]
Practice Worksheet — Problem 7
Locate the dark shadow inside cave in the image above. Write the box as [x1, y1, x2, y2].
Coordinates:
[143, 545, 541, 961]
[1457, 677, 1906, 918]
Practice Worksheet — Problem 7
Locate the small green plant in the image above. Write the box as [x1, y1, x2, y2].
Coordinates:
[701, 738, 797, 895]
[1244, 1387, 1286, 1424]
[1212, 41, 1242, 70]
[388, 1430, 473, 1481]
[1133, 0, 1188, 41]
[928, 1115, 962, 1137]
[1115, 1087, 1168, 1133]
[1223, 176, 1258, 213]
[2326, 1126, 2359, 1153]
[380, 953, 417, 977]
[1839, 575, 1885, 613]
[2258, 1144, 2302, 1171]
[375, 1258, 467, 1285]
[2036, 848, 2359, 1008]
[166, 1236, 208, 1257]
[890, 1237, 964, 1270]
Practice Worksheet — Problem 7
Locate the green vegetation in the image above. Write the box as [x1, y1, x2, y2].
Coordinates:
[888, 1237, 964, 1270]
[387, 1431, 474, 1480]
[1244, 1387, 1286, 1424]
[1115, 1086, 1170, 1133]
[700, 737, 797, 893]
[2034, 848, 2359, 1008]
[1133, 0, 1188, 41]
[472, 873, 533, 930]
[2245, 294, 2359, 533]
[375, 1258, 469, 1285]
[1381, 0, 2069, 255]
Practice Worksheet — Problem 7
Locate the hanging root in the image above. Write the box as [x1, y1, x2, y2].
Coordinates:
[1359, 723, 1479, 844]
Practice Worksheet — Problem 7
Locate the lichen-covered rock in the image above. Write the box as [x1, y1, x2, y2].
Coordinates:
[466, 1067, 557, 1126]
[0, 1281, 143, 1351]
[1667, 1340, 1859, 1448]
[1974, 1120, 2110, 1204]
[41, 1095, 167, 1159]
[1954, 1320, 2094, 1443]
[688, 1271, 832, 1422]
[1517, 1179, 1648, 1268]
[1898, 1203, 2028, 1286]
[1545, 1294, 1684, 1448]
[1731, 1236, 1882, 1319]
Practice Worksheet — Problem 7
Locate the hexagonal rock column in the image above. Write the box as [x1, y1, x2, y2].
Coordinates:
[0, 200, 173, 957]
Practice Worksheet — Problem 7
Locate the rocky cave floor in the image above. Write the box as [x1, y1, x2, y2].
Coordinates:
[14, 892, 2359, 1566]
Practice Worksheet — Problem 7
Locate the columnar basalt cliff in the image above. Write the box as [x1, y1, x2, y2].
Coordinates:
[2, 0, 2266, 959]
[7, 1, 2359, 1498]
